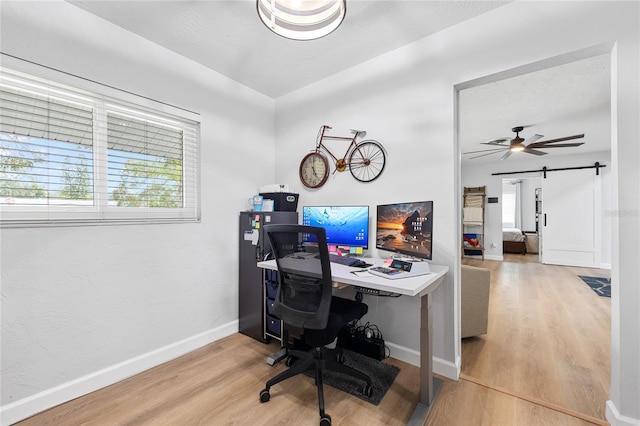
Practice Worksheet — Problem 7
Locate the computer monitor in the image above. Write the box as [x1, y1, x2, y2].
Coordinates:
[376, 201, 433, 260]
[301, 205, 369, 249]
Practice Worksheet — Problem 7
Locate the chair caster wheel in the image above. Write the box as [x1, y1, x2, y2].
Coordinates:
[259, 389, 270, 403]
[363, 384, 373, 398]
[285, 356, 297, 367]
[320, 414, 332, 425]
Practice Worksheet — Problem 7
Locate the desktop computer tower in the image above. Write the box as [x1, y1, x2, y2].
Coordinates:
[238, 211, 297, 342]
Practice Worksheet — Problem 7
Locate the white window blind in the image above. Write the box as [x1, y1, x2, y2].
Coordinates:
[0, 68, 200, 226]
[1, 85, 95, 206]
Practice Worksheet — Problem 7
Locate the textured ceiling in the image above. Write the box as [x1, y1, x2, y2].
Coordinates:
[67, 1, 611, 163]
[459, 54, 611, 164]
[68, 0, 510, 98]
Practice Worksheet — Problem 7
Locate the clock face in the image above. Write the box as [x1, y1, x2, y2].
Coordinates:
[299, 152, 329, 188]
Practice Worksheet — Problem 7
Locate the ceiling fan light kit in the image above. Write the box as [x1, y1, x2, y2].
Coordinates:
[465, 125, 585, 160]
[256, 0, 347, 41]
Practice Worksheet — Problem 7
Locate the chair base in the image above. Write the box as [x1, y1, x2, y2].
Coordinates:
[260, 347, 373, 425]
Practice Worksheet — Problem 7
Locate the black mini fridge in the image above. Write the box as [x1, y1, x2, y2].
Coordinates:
[238, 211, 297, 342]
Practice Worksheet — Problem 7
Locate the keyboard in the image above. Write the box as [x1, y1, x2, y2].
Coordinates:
[327, 253, 370, 268]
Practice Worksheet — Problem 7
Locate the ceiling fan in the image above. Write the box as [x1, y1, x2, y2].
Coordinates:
[464, 126, 585, 160]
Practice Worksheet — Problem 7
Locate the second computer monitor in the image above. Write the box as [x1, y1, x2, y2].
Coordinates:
[302, 205, 369, 249]
[376, 200, 433, 260]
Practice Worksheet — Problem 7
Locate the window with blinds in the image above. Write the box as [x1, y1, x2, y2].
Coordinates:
[0, 68, 200, 226]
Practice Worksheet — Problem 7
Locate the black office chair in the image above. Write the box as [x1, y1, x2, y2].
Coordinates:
[259, 224, 372, 426]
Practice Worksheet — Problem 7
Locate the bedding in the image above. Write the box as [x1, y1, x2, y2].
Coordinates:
[503, 227, 526, 242]
[503, 228, 526, 254]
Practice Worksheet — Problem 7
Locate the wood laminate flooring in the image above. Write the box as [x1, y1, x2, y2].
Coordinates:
[461, 254, 610, 424]
[16, 254, 610, 425]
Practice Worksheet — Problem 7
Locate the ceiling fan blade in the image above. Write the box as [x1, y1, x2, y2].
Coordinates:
[463, 147, 509, 154]
[469, 150, 507, 159]
[532, 134, 585, 145]
[524, 148, 548, 156]
[523, 134, 544, 146]
[529, 142, 585, 148]
[481, 138, 510, 146]
[499, 150, 513, 161]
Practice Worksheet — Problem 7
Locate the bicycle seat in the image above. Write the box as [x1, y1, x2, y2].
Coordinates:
[350, 129, 367, 138]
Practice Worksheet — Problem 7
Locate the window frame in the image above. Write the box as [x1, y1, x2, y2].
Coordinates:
[0, 67, 201, 227]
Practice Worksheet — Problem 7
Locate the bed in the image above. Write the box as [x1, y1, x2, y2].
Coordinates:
[503, 228, 526, 254]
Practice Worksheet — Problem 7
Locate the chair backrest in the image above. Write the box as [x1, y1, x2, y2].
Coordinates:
[264, 224, 333, 330]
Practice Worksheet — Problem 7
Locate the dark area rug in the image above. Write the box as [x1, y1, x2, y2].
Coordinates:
[579, 275, 611, 297]
[303, 349, 399, 405]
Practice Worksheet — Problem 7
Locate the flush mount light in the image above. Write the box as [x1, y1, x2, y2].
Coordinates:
[257, 0, 347, 41]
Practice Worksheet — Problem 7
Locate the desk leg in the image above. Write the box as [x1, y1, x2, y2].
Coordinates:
[407, 291, 443, 426]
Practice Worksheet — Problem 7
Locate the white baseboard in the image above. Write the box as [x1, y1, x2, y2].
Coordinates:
[454, 354, 462, 380]
[386, 341, 459, 380]
[0, 321, 238, 426]
[386, 341, 419, 366]
[433, 355, 460, 380]
[600, 263, 612, 270]
[606, 400, 640, 426]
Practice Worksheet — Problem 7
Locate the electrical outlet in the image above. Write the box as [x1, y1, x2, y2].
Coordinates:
[491, 242, 497, 248]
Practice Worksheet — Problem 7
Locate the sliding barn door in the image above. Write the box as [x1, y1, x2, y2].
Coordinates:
[540, 168, 601, 267]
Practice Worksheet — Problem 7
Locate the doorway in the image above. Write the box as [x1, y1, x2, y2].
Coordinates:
[457, 49, 612, 421]
[502, 177, 541, 259]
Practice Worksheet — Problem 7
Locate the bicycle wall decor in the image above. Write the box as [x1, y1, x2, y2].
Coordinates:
[299, 125, 386, 188]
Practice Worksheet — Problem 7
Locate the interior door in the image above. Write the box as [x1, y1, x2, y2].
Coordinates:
[540, 168, 601, 267]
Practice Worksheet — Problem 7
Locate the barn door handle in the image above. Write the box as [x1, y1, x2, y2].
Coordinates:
[544, 214, 547, 227]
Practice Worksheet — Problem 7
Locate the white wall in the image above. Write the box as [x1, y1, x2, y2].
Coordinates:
[274, 53, 460, 374]
[463, 150, 612, 266]
[275, 2, 638, 424]
[1, 1, 638, 425]
[0, 1, 276, 422]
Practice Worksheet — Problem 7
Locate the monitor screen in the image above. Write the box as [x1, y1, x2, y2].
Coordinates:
[376, 201, 433, 260]
[302, 205, 369, 249]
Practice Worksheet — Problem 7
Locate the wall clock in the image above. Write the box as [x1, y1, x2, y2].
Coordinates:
[299, 152, 329, 188]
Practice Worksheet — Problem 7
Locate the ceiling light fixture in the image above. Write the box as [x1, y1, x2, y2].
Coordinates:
[256, 0, 347, 41]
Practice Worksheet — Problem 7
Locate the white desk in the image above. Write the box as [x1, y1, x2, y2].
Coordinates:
[257, 258, 449, 426]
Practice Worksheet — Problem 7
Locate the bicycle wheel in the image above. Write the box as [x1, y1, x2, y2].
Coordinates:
[348, 140, 386, 182]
